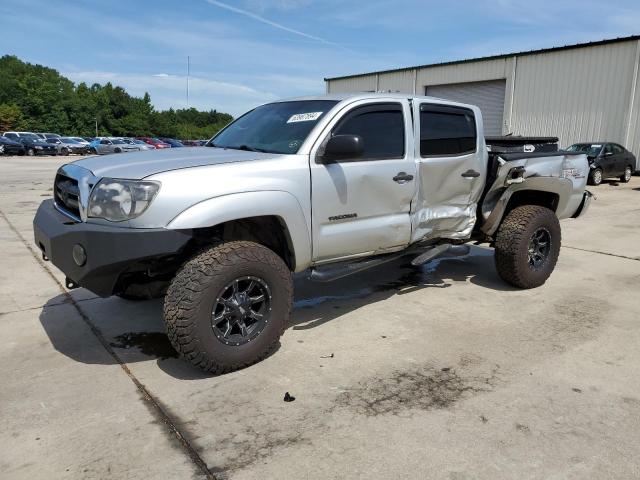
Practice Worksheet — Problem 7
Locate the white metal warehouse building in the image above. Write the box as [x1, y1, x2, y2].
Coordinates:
[325, 36, 640, 162]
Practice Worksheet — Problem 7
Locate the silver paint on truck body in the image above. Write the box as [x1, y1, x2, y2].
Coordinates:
[52, 93, 590, 273]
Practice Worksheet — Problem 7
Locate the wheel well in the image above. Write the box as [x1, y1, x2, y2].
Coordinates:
[192, 216, 295, 270]
[505, 190, 559, 215]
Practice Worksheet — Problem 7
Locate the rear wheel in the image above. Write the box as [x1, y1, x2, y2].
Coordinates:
[494, 205, 561, 289]
[164, 241, 293, 374]
[588, 168, 602, 186]
[620, 166, 632, 183]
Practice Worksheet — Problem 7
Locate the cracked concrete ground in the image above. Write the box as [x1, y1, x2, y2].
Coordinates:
[1, 155, 639, 479]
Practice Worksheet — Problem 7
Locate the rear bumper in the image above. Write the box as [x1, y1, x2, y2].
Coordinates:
[33, 200, 192, 297]
[571, 190, 594, 219]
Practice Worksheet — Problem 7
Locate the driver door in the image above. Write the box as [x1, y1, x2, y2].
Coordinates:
[310, 100, 417, 262]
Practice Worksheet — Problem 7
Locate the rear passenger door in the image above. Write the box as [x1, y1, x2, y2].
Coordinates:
[611, 144, 627, 174]
[411, 102, 487, 242]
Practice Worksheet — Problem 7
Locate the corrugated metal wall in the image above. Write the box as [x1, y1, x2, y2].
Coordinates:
[326, 75, 377, 93]
[326, 39, 640, 163]
[510, 41, 639, 148]
[378, 70, 415, 93]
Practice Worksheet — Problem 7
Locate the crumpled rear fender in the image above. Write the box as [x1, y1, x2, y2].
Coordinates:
[480, 176, 574, 236]
[166, 191, 311, 271]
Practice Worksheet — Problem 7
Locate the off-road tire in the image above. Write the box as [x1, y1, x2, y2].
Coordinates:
[164, 241, 293, 374]
[494, 205, 561, 289]
[588, 168, 602, 186]
[620, 166, 632, 183]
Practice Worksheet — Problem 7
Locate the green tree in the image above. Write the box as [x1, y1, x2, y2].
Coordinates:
[0, 55, 233, 138]
[0, 103, 25, 131]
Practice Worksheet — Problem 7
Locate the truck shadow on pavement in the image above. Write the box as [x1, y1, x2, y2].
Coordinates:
[38, 245, 514, 378]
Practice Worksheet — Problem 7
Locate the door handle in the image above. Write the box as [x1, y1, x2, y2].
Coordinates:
[461, 169, 480, 178]
[393, 172, 414, 183]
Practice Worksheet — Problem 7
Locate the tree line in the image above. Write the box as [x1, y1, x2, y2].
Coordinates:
[0, 55, 234, 139]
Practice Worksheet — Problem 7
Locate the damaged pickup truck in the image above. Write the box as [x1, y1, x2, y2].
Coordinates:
[33, 94, 592, 373]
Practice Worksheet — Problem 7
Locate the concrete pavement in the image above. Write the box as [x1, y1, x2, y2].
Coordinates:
[1, 155, 639, 479]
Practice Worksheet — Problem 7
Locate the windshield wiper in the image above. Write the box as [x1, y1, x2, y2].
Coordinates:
[229, 144, 269, 153]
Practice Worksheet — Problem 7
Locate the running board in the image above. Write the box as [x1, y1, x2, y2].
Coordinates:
[309, 252, 407, 282]
[309, 243, 471, 283]
[410, 244, 470, 266]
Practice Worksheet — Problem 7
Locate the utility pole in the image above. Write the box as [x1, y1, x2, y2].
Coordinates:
[187, 55, 190, 109]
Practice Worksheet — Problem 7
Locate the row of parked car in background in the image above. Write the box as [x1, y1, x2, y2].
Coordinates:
[0, 130, 635, 187]
[0, 131, 208, 156]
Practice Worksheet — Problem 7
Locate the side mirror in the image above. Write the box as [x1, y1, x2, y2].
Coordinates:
[319, 135, 364, 163]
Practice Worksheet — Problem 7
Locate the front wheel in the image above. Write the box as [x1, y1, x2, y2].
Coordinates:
[494, 205, 561, 289]
[620, 166, 632, 183]
[164, 241, 293, 374]
[588, 168, 602, 186]
[26, 148, 35, 156]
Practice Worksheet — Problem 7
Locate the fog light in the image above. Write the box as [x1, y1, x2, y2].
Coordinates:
[72, 244, 87, 266]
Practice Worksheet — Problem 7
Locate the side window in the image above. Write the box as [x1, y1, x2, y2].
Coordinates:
[332, 104, 405, 160]
[420, 105, 477, 156]
[603, 144, 613, 155]
[612, 144, 624, 154]
[100, 140, 110, 145]
[5, 133, 17, 139]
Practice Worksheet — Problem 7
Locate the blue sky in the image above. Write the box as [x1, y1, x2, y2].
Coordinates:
[2, 0, 639, 116]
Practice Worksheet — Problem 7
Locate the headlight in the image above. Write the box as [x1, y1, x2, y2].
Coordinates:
[35, 145, 43, 149]
[88, 178, 160, 222]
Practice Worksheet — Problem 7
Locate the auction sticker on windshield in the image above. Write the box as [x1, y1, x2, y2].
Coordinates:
[287, 112, 323, 123]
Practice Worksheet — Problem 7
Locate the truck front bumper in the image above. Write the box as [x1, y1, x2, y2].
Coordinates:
[33, 200, 192, 297]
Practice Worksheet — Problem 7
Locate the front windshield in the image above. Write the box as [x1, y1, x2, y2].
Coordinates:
[21, 133, 40, 141]
[567, 144, 602, 156]
[209, 100, 339, 154]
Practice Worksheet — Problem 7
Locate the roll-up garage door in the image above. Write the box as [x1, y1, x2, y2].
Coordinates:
[426, 80, 506, 136]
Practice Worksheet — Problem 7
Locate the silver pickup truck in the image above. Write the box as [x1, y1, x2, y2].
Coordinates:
[33, 93, 592, 373]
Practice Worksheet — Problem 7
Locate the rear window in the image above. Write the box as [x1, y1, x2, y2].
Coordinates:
[420, 105, 477, 156]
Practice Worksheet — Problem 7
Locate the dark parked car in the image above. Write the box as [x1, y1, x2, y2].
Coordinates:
[0, 136, 26, 155]
[18, 137, 58, 156]
[160, 137, 184, 147]
[567, 142, 636, 185]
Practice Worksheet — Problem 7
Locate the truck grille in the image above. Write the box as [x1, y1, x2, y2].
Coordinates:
[54, 173, 81, 219]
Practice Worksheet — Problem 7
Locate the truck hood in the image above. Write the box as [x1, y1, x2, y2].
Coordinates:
[71, 146, 280, 179]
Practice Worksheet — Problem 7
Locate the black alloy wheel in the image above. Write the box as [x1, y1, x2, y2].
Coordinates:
[212, 276, 272, 346]
[527, 227, 551, 269]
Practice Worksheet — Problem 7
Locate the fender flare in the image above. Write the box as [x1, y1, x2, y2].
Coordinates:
[481, 177, 573, 236]
[166, 190, 311, 271]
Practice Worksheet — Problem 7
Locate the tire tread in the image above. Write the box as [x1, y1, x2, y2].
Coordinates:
[163, 241, 292, 374]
